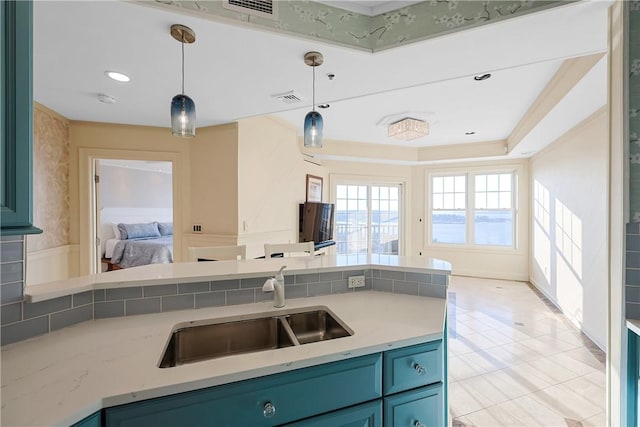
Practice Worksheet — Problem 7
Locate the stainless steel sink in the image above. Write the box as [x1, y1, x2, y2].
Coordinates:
[159, 307, 352, 368]
[284, 310, 352, 345]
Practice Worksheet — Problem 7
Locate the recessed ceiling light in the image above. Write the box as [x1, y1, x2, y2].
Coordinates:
[473, 73, 491, 81]
[465, 131, 475, 135]
[105, 71, 130, 82]
[318, 104, 330, 109]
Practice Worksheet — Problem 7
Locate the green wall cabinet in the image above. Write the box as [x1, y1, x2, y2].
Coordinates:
[71, 412, 101, 427]
[628, 328, 640, 427]
[101, 339, 446, 427]
[1, 0, 41, 236]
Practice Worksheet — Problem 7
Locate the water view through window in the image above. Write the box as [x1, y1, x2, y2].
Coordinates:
[431, 173, 515, 247]
[335, 184, 401, 255]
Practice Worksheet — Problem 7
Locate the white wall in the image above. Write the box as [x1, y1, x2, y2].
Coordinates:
[529, 107, 608, 349]
[99, 164, 172, 209]
[237, 116, 327, 258]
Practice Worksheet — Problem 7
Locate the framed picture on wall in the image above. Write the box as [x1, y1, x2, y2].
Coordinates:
[306, 174, 323, 202]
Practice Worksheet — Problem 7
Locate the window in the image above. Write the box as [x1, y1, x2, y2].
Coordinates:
[430, 172, 516, 247]
[335, 183, 402, 255]
[431, 175, 466, 244]
[474, 173, 513, 246]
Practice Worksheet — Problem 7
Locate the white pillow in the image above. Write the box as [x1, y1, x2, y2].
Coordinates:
[112, 223, 122, 240]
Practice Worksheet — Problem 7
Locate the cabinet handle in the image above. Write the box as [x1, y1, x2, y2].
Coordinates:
[263, 402, 276, 418]
[413, 363, 426, 375]
[414, 421, 426, 427]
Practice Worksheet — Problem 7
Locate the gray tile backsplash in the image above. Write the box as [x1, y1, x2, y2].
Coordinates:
[308, 282, 331, 297]
[94, 301, 125, 319]
[226, 289, 255, 305]
[1, 282, 24, 305]
[162, 294, 195, 312]
[178, 282, 210, 294]
[72, 291, 93, 307]
[394, 281, 419, 296]
[195, 291, 226, 308]
[1, 266, 449, 346]
[2, 316, 49, 346]
[626, 223, 640, 319]
[125, 298, 161, 316]
[23, 296, 71, 319]
[211, 279, 240, 291]
[50, 305, 93, 332]
[143, 284, 177, 297]
[1, 241, 24, 263]
[1, 261, 24, 286]
[1, 302, 22, 325]
[106, 286, 142, 301]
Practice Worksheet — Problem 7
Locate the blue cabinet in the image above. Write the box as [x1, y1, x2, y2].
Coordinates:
[0, 0, 41, 235]
[105, 353, 382, 427]
[284, 401, 382, 427]
[383, 340, 442, 395]
[383, 384, 443, 427]
[100, 338, 446, 427]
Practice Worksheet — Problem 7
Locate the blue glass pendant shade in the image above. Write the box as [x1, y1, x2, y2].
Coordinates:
[171, 94, 196, 138]
[304, 111, 323, 148]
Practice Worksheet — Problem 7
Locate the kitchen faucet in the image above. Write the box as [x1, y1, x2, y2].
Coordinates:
[262, 265, 286, 308]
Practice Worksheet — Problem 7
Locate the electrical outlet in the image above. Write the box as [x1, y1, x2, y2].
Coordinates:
[348, 275, 365, 288]
[193, 224, 202, 233]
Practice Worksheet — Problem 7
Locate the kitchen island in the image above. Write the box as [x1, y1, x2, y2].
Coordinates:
[2, 255, 450, 426]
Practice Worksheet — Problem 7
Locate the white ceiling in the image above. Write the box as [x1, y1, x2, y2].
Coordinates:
[33, 0, 611, 157]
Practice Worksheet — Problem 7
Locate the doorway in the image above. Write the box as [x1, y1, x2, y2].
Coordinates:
[78, 147, 182, 275]
[334, 183, 403, 256]
[91, 158, 174, 273]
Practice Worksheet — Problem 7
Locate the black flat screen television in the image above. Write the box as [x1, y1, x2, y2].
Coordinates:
[299, 202, 335, 244]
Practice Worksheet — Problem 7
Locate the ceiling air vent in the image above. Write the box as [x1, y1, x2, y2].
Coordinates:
[271, 90, 303, 104]
[223, 0, 278, 20]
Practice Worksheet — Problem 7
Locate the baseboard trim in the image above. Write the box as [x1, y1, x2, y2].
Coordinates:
[529, 277, 605, 351]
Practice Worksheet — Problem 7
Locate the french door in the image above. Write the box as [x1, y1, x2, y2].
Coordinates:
[334, 183, 402, 255]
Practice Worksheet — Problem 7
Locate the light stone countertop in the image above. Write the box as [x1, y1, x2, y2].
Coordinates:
[1, 291, 447, 427]
[26, 254, 452, 302]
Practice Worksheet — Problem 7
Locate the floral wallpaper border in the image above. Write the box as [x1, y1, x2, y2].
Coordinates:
[631, 1, 640, 222]
[149, 0, 567, 52]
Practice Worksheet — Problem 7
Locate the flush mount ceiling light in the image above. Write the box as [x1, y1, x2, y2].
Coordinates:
[105, 71, 130, 82]
[303, 51, 324, 148]
[170, 24, 196, 138]
[388, 118, 429, 141]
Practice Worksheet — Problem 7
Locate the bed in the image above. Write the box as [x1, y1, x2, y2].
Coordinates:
[100, 207, 173, 270]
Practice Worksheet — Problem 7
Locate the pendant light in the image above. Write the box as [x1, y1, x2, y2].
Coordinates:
[170, 24, 196, 138]
[303, 51, 324, 148]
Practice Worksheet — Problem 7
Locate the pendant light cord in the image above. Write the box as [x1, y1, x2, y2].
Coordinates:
[312, 60, 316, 112]
[181, 36, 185, 95]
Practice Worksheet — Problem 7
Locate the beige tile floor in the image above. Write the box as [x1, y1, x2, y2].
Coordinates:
[448, 276, 606, 427]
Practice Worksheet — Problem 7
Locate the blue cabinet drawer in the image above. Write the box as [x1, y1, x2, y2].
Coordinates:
[383, 384, 443, 427]
[105, 353, 382, 427]
[283, 400, 382, 427]
[383, 341, 442, 395]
